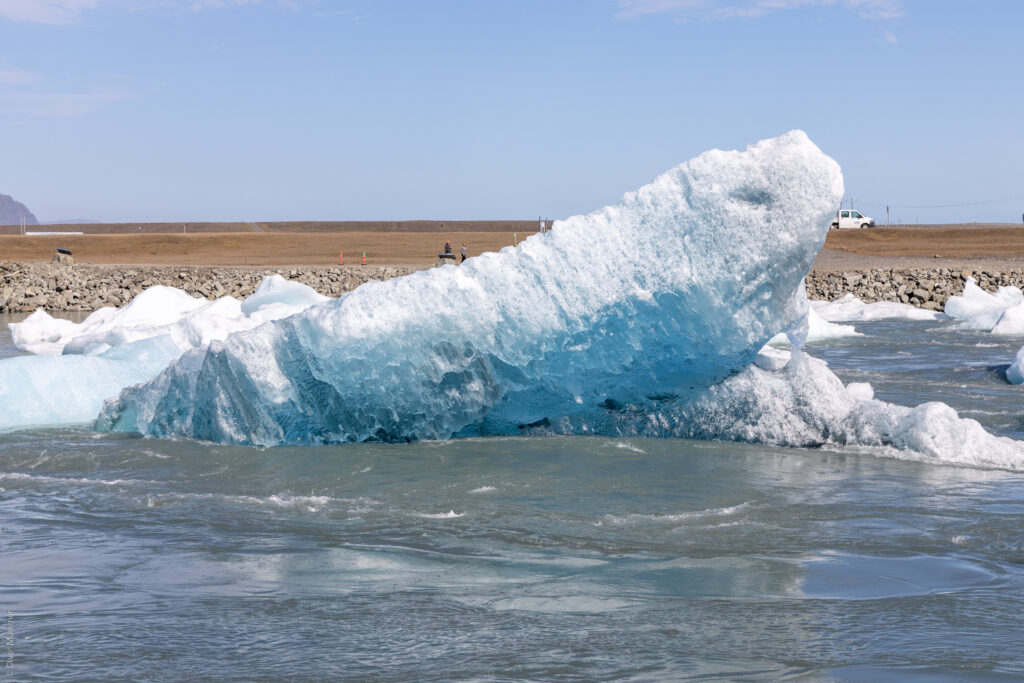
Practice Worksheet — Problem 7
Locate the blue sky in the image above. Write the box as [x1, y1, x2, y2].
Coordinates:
[0, 0, 1021, 224]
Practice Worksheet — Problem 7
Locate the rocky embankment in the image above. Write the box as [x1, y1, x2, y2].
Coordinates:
[0, 258, 419, 313]
[805, 267, 1015, 310]
[0, 259, 1017, 314]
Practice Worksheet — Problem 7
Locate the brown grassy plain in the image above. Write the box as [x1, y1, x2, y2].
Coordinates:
[1, 221, 1022, 269]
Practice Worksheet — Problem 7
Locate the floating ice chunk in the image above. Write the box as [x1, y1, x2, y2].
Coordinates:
[0, 275, 331, 431]
[766, 306, 860, 346]
[0, 335, 183, 429]
[754, 345, 791, 371]
[99, 130, 844, 444]
[613, 351, 1024, 470]
[945, 278, 1024, 332]
[990, 304, 1024, 335]
[1007, 346, 1024, 385]
[8, 309, 81, 355]
[11, 287, 209, 355]
[241, 274, 330, 316]
[811, 293, 945, 322]
[9, 276, 328, 358]
[807, 306, 861, 339]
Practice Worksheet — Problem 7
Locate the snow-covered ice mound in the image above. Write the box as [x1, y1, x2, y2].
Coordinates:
[98, 131, 843, 444]
[944, 277, 1024, 333]
[812, 293, 945, 322]
[616, 350, 1024, 471]
[768, 304, 861, 345]
[0, 276, 327, 429]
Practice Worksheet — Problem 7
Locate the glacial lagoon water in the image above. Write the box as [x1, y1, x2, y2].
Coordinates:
[2, 313, 1024, 681]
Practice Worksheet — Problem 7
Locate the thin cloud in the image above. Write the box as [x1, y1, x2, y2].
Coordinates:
[0, 0, 303, 24]
[0, 88, 133, 117]
[0, 0, 101, 25]
[0, 65, 40, 85]
[616, 0, 905, 21]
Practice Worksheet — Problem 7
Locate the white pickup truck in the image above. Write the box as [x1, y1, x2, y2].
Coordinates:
[830, 209, 875, 229]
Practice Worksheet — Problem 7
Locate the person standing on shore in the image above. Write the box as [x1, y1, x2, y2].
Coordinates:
[444, 241, 452, 255]
[460, 243, 467, 263]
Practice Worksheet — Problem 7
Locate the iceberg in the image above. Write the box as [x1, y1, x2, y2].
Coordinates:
[5, 130, 1020, 468]
[98, 131, 844, 444]
[0, 276, 328, 430]
[811, 293, 945, 322]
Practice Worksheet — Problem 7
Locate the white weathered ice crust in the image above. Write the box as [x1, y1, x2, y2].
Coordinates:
[98, 131, 844, 444]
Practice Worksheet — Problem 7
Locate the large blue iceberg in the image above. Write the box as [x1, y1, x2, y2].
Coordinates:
[97, 131, 843, 444]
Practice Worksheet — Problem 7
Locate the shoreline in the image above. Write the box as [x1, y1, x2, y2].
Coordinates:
[0, 256, 1016, 314]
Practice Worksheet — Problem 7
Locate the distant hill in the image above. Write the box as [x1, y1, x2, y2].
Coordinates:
[0, 194, 39, 226]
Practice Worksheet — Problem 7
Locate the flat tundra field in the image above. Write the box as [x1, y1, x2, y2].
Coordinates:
[1, 221, 1023, 269]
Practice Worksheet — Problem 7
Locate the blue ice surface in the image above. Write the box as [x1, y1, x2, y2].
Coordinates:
[96, 131, 843, 445]
[0, 335, 182, 429]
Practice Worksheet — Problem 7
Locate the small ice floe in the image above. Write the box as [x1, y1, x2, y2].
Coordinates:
[945, 277, 1024, 333]
[811, 293, 945, 322]
[767, 307, 860, 347]
[1006, 346, 1024, 385]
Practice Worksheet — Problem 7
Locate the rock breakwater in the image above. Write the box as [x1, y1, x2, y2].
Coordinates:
[1, 260, 1021, 314]
[806, 267, 1022, 310]
[0, 260, 420, 313]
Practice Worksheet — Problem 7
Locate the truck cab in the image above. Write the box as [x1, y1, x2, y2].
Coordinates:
[830, 209, 875, 229]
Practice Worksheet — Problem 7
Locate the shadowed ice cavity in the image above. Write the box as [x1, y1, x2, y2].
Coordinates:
[96, 131, 841, 445]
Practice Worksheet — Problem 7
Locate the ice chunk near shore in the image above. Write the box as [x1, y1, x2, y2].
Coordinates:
[10, 276, 325, 356]
[944, 277, 1024, 333]
[766, 305, 860, 346]
[811, 293, 945, 322]
[603, 350, 1024, 470]
[0, 276, 328, 430]
[1006, 346, 1024, 385]
[98, 131, 844, 444]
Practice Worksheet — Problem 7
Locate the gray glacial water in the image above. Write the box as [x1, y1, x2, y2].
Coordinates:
[1, 316, 1023, 680]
